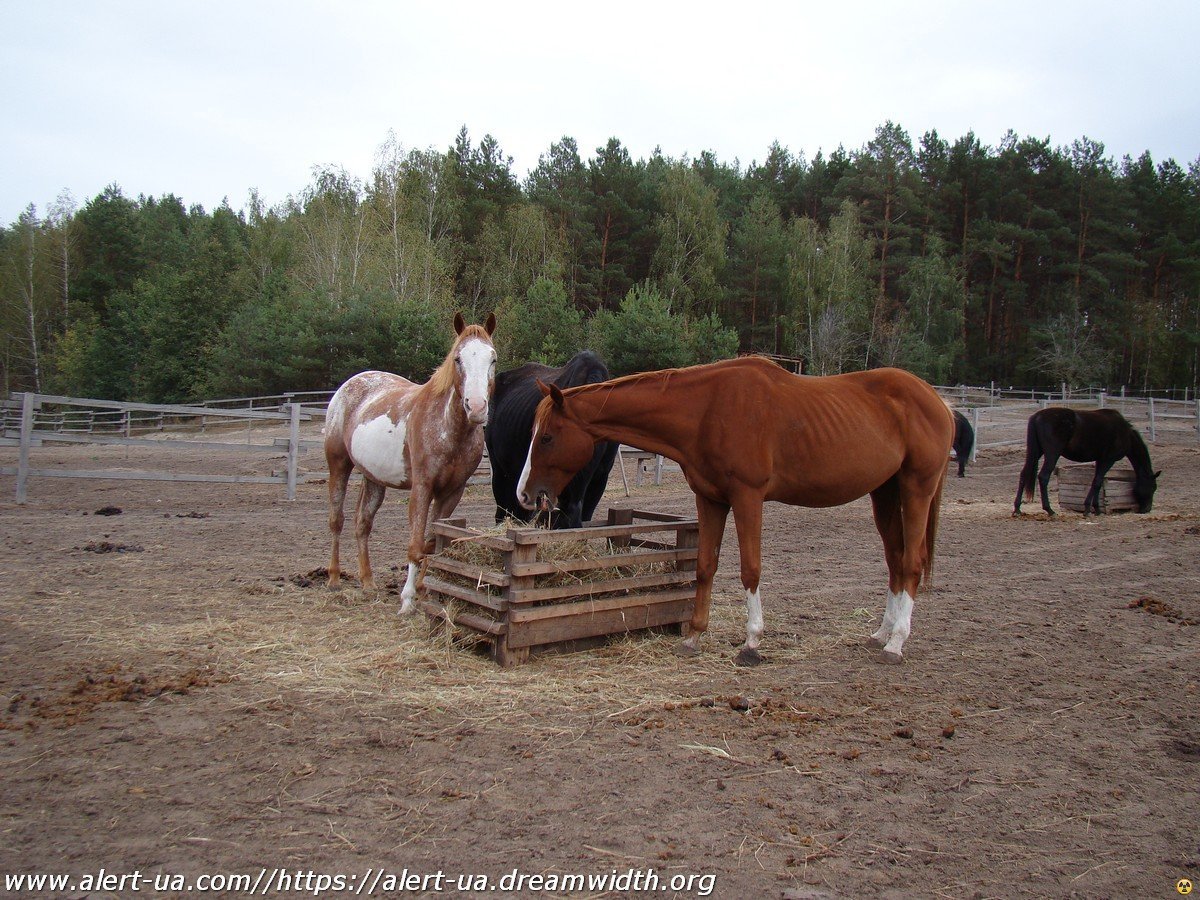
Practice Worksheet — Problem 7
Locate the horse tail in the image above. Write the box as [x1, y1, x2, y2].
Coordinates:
[923, 463, 948, 591]
[1019, 415, 1043, 502]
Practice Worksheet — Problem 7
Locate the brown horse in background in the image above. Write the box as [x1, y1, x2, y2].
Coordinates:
[517, 357, 954, 665]
[324, 313, 497, 609]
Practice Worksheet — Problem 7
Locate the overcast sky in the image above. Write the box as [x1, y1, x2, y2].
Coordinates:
[3, 0, 1198, 225]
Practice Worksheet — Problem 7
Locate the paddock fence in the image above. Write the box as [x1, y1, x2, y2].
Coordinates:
[3, 383, 1197, 503]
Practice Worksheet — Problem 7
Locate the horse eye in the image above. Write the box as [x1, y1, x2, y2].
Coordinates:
[540, 434, 553, 445]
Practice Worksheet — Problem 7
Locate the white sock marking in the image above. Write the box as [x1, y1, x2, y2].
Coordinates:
[399, 562, 420, 614]
[882, 591, 913, 657]
[744, 588, 764, 650]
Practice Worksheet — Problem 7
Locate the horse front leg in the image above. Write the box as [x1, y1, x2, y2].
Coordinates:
[729, 494, 766, 667]
[400, 484, 434, 614]
[1084, 460, 1116, 515]
[680, 494, 729, 656]
[354, 478, 387, 591]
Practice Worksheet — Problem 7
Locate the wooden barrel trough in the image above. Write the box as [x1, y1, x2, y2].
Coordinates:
[418, 508, 699, 666]
[1056, 464, 1139, 513]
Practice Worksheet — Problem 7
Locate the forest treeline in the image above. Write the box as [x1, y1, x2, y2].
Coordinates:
[1, 122, 1198, 402]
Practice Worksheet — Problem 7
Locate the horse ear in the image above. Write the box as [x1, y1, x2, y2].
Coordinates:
[453, 312, 466, 335]
[1154, 470, 1162, 480]
[539, 382, 565, 409]
[484, 312, 496, 336]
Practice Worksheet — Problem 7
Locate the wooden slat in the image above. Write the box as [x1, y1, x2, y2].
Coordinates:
[507, 596, 695, 648]
[510, 546, 698, 578]
[421, 576, 507, 612]
[508, 586, 697, 622]
[0, 467, 288, 485]
[430, 521, 514, 553]
[424, 555, 511, 588]
[507, 570, 696, 606]
[13, 430, 287, 453]
[417, 598, 505, 636]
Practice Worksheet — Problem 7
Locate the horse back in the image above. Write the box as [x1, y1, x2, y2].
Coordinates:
[706, 364, 953, 505]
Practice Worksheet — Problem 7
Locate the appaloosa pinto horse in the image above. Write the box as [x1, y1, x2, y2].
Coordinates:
[1013, 406, 1159, 516]
[324, 313, 497, 610]
[516, 357, 954, 665]
[486, 350, 618, 529]
[952, 409, 975, 477]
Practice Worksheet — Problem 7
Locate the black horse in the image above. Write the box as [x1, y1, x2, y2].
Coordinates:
[486, 351, 619, 529]
[1014, 407, 1160, 516]
[952, 409, 975, 477]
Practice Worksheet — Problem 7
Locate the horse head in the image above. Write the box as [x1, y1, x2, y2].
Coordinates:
[450, 312, 497, 425]
[1135, 469, 1161, 513]
[516, 381, 596, 514]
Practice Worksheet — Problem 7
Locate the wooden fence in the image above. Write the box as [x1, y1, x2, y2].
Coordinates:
[2, 392, 317, 503]
[4, 384, 1198, 503]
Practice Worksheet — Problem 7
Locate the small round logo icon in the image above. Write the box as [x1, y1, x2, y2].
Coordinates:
[1179, 878, 1194, 895]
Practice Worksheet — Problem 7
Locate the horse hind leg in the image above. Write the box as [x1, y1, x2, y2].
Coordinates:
[326, 451, 353, 589]
[868, 480, 908, 661]
[354, 479, 387, 592]
[1038, 453, 1060, 515]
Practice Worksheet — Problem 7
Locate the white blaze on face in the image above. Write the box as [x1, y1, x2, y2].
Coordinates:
[458, 338, 495, 423]
[349, 413, 408, 486]
[515, 422, 539, 510]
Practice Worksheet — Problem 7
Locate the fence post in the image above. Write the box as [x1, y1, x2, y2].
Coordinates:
[1098, 391, 1106, 409]
[1148, 396, 1156, 443]
[286, 402, 300, 501]
[16, 392, 35, 504]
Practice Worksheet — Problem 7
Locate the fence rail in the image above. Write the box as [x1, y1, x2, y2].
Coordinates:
[4, 384, 1198, 502]
[2, 392, 310, 503]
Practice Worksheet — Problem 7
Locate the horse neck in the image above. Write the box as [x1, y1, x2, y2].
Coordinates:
[1126, 431, 1153, 478]
[566, 372, 695, 459]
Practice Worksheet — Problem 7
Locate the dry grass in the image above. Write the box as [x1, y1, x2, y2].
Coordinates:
[14, 576, 868, 735]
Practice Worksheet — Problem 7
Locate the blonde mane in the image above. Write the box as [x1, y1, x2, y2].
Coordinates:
[427, 324, 493, 397]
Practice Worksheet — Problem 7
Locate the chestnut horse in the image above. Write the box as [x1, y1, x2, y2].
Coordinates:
[324, 313, 497, 610]
[516, 357, 954, 665]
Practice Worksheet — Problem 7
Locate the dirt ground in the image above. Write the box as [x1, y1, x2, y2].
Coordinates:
[1, 432, 1197, 898]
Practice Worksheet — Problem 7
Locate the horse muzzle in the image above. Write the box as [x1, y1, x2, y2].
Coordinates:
[518, 488, 554, 514]
[463, 397, 489, 425]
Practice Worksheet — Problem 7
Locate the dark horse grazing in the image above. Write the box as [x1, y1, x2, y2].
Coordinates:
[516, 357, 954, 665]
[952, 409, 975, 477]
[1014, 407, 1159, 516]
[324, 313, 497, 609]
[486, 351, 618, 529]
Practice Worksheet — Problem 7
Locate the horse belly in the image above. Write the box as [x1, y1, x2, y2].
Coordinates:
[349, 413, 411, 487]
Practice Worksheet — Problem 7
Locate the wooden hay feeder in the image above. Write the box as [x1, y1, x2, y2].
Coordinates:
[1056, 464, 1139, 513]
[419, 508, 699, 666]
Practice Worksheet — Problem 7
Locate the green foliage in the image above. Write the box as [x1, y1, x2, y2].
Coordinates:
[496, 276, 584, 367]
[589, 282, 737, 375]
[6, 122, 1200, 400]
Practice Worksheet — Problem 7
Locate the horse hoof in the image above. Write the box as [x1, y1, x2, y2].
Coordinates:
[877, 649, 904, 665]
[734, 647, 763, 667]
